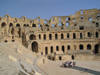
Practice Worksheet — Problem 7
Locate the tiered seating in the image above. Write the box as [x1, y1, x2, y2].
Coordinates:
[0, 42, 41, 75]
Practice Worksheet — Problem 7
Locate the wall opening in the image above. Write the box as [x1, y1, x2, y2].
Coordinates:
[87, 32, 91, 37]
[45, 47, 48, 55]
[9, 23, 13, 27]
[31, 42, 38, 53]
[80, 33, 82, 39]
[87, 44, 91, 50]
[72, 55, 74, 60]
[73, 33, 76, 39]
[12, 40, 15, 42]
[89, 18, 92, 21]
[96, 22, 99, 27]
[56, 46, 59, 51]
[68, 45, 70, 50]
[16, 24, 20, 27]
[67, 33, 69, 38]
[55, 34, 58, 39]
[66, 22, 69, 26]
[30, 34, 36, 40]
[32, 24, 36, 27]
[59, 56, 62, 60]
[11, 28, 15, 35]
[79, 26, 84, 30]
[51, 46, 53, 53]
[49, 34, 52, 40]
[61, 34, 64, 39]
[62, 46, 65, 53]
[44, 34, 46, 40]
[96, 32, 98, 38]
[79, 44, 84, 50]
[81, 16, 83, 21]
[95, 44, 99, 54]
[59, 18, 61, 21]
[4, 40, 8, 42]
[39, 34, 41, 39]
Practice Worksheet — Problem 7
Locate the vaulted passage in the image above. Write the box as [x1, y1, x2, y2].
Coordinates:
[31, 42, 38, 53]
[95, 44, 99, 54]
[30, 34, 36, 40]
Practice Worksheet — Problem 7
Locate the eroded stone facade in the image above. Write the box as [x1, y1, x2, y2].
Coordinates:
[0, 9, 100, 55]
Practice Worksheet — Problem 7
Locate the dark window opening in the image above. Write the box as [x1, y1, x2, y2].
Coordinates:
[39, 34, 41, 39]
[4, 40, 8, 42]
[16, 24, 20, 27]
[55, 34, 58, 39]
[12, 40, 15, 42]
[62, 46, 64, 53]
[1, 22, 6, 27]
[59, 56, 62, 60]
[94, 44, 99, 54]
[49, 34, 52, 40]
[30, 34, 36, 40]
[9, 23, 13, 27]
[87, 44, 91, 50]
[72, 55, 74, 60]
[88, 32, 91, 37]
[44, 34, 46, 40]
[56, 46, 59, 51]
[61, 34, 64, 39]
[32, 24, 36, 27]
[80, 33, 82, 39]
[67, 33, 69, 38]
[32, 42, 38, 53]
[79, 26, 84, 30]
[79, 44, 84, 50]
[96, 22, 99, 27]
[11, 28, 15, 35]
[51, 46, 53, 53]
[68, 45, 70, 50]
[45, 47, 48, 55]
[73, 33, 76, 39]
[96, 32, 98, 38]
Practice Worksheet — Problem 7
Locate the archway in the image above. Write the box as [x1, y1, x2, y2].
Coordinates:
[95, 44, 99, 54]
[62, 46, 65, 53]
[72, 55, 74, 60]
[45, 47, 48, 55]
[30, 34, 36, 40]
[79, 44, 84, 50]
[87, 44, 91, 50]
[31, 42, 38, 53]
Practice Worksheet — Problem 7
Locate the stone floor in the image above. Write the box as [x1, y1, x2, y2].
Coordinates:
[39, 60, 100, 75]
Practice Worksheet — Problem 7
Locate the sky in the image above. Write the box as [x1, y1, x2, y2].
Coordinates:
[0, 0, 100, 19]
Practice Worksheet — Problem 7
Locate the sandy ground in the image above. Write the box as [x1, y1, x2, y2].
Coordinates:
[39, 60, 100, 75]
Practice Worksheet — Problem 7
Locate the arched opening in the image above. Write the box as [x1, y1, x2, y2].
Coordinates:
[44, 34, 46, 40]
[72, 55, 74, 60]
[81, 16, 83, 21]
[80, 33, 82, 39]
[87, 44, 91, 50]
[49, 34, 52, 40]
[79, 44, 84, 50]
[73, 33, 76, 39]
[11, 28, 15, 35]
[61, 34, 64, 39]
[4, 40, 8, 42]
[87, 32, 91, 37]
[95, 44, 99, 54]
[1, 22, 6, 28]
[16, 24, 20, 27]
[51, 46, 53, 53]
[56, 46, 59, 51]
[62, 46, 65, 53]
[39, 34, 41, 39]
[55, 34, 58, 39]
[30, 34, 36, 40]
[96, 32, 98, 38]
[45, 47, 48, 55]
[1, 22, 6, 35]
[67, 33, 69, 38]
[18, 28, 21, 38]
[32, 24, 36, 27]
[9, 23, 13, 27]
[23, 24, 27, 27]
[59, 56, 62, 60]
[96, 22, 99, 27]
[89, 18, 92, 21]
[67, 45, 70, 50]
[31, 42, 38, 53]
[66, 22, 69, 26]
[12, 40, 15, 42]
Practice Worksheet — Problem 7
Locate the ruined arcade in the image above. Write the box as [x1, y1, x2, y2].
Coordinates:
[0, 9, 100, 60]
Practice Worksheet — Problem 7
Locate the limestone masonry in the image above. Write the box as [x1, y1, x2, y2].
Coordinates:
[0, 9, 100, 57]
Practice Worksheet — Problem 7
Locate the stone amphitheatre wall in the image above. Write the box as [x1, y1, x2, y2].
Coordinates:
[0, 9, 100, 55]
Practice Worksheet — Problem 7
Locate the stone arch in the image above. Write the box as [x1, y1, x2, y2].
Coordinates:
[1, 22, 6, 28]
[32, 24, 36, 27]
[79, 44, 84, 50]
[16, 24, 20, 27]
[9, 23, 13, 27]
[4, 40, 8, 42]
[94, 44, 99, 54]
[39, 34, 41, 39]
[96, 32, 98, 38]
[61, 34, 64, 39]
[87, 44, 91, 50]
[72, 55, 74, 60]
[30, 34, 36, 40]
[1, 22, 7, 35]
[73, 33, 76, 39]
[49, 34, 52, 40]
[31, 41, 38, 53]
[44, 34, 46, 40]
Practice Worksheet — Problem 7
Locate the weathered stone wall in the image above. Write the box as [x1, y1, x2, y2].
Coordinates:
[0, 9, 100, 55]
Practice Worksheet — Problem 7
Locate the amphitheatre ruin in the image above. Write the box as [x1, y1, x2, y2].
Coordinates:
[0, 9, 100, 75]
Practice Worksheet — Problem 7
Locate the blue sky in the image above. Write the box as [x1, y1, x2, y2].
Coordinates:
[0, 0, 100, 19]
